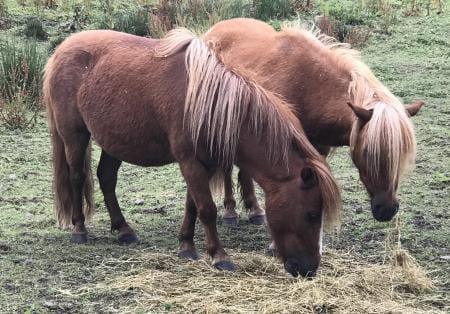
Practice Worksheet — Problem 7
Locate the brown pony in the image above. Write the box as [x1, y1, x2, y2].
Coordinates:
[43, 29, 341, 276]
[203, 18, 423, 225]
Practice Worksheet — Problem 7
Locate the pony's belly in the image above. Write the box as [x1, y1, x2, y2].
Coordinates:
[94, 136, 175, 167]
[79, 101, 175, 166]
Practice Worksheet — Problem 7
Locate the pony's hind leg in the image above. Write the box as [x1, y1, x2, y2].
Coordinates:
[238, 170, 266, 225]
[97, 150, 139, 245]
[222, 167, 239, 228]
[63, 129, 92, 244]
[178, 159, 235, 271]
[178, 191, 199, 260]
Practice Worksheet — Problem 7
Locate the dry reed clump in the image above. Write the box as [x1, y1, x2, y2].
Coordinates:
[78, 240, 441, 314]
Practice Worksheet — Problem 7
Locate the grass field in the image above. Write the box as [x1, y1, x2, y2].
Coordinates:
[0, 1, 449, 313]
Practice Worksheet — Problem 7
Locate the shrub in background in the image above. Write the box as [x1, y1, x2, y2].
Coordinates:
[172, 0, 231, 32]
[98, 0, 115, 29]
[148, 0, 308, 36]
[0, 0, 7, 17]
[252, 0, 297, 20]
[0, 40, 46, 129]
[319, 0, 370, 25]
[23, 16, 48, 40]
[0, 0, 11, 30]
[344, 26, 371, 48]
[97, 2, 150, 36]
[113, 7, 149, 36]
[0, 82, 40, 129]
[401, 0, 444, 16]
[315, 15, 371, 48]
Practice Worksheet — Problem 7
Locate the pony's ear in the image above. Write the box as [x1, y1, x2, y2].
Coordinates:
[404, 100, 424, 117]
[300, 167, 317, 189]
[347, 102, 373, 123]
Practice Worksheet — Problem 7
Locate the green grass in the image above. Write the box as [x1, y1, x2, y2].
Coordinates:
[0, 2, 449, 313]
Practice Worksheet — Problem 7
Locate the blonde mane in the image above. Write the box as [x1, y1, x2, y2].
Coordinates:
[283, 22, 417, 191]
[156, 28, 341, 229]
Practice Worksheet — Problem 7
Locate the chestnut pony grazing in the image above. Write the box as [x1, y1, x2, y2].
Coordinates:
[204, 18, 423, 225]
[43, 29, 341, 276]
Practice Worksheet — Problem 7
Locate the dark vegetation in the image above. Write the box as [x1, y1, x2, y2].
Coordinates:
[0, 0, 448, 312]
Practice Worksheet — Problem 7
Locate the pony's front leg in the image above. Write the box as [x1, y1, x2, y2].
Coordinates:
[179, 160, 235, 271]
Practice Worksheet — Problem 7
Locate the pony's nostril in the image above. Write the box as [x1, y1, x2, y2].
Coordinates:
[284, 258, 318, 278]
[284, 259, 300, 277]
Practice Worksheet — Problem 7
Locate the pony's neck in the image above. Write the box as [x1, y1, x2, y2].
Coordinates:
[279, 68, 356, 147]
[235, 131, 302, 188]
[242, 31, 358, 148]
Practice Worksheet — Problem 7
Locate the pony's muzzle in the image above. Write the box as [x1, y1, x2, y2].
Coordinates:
[371, 201, 399, 222]
[284, 258, 318, 278]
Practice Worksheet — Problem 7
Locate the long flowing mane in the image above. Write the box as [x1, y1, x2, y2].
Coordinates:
[282, 22, 417, 191]
[156, 28, 341, 229]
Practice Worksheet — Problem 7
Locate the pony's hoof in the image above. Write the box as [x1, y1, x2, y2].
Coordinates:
[266, 245, 278, 257]
[118, 233, 139, 245]
[213, 260, 236, 271]
[178, 250, 199, 260]
[222, 216, 239, 228]
[71, 233, 87, 244]
[249, 214, 266, 225]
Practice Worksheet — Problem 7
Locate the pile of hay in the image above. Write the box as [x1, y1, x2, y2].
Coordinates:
[65, 218, 443, 313]
[81, 245, 441, 313]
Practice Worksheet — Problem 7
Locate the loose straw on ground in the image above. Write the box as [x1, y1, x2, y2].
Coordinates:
[71, 218, 443, 313]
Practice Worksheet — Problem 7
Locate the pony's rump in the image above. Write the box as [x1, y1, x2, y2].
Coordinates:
[43, 54, 95, 228]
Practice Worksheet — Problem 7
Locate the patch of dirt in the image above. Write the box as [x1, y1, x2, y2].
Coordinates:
[0, 244, 12, 252]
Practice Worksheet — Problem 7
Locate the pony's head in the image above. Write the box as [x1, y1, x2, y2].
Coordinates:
[262, 157, 340, 278]
[348, 89, 423, 221]
[276, 23, 423, 222]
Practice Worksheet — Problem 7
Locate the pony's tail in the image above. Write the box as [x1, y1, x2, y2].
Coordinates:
[44, 58, 94, 229]
[82, 144, 95, 225]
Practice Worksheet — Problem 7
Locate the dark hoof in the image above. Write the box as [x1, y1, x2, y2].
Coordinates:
[178, 250, 199, 260]
[118, 233, 140, 245]
[222, 216, 239, 228]
[71, 233, 87, 244]
[213, 260, 236, 271]
[249, 214, 266, 225]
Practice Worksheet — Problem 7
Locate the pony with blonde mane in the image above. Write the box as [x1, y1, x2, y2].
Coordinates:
[204, 18, 423, 225]
[43, 28, 341, 277]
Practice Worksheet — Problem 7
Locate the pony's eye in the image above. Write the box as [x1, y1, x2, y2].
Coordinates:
[306, 212, 321, 223]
